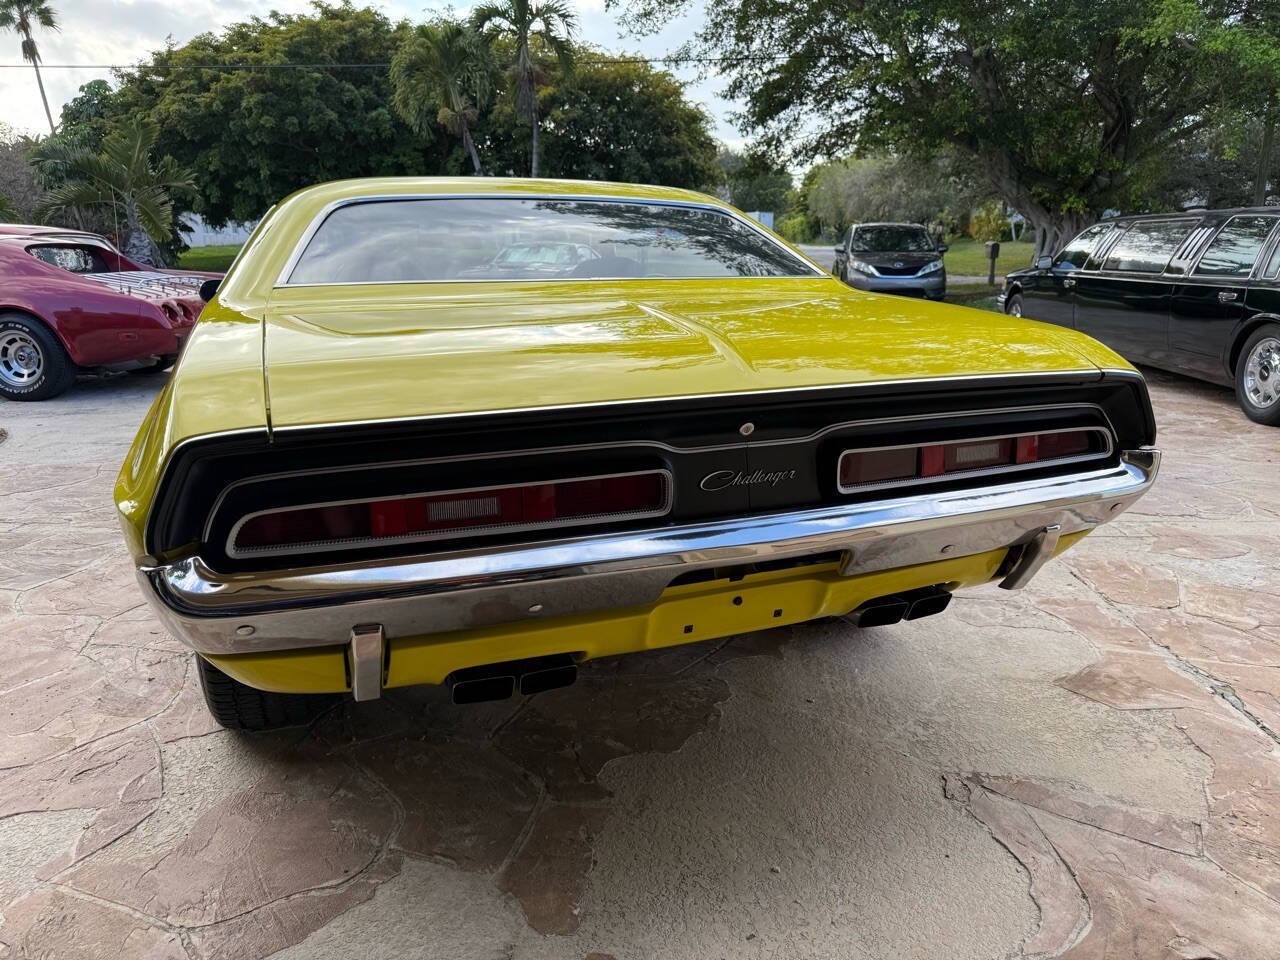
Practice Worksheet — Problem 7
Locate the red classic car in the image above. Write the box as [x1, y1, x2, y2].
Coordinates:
[0, 224, 219, 401]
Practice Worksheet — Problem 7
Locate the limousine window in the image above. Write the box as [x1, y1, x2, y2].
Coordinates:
[1054, 223, 1112, 270]
[1264, 241, 1280, 279]
[287, 198, 822, 284]
[1102, 218, 1199, 274]
[1193, 215, 1278, 278]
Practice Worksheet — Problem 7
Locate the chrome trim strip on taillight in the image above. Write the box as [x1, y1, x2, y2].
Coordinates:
[834, 426, 1113, 495]
[224, 468, 674, 560]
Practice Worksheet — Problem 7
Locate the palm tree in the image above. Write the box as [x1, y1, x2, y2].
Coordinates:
[0, 0, 59, 134]
[36, 117, 195, 266]
[391, 20, 491, 174]
[472, 0, 576, 177]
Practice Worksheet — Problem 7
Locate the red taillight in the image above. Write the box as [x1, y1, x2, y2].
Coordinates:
[838, 429, 1105, 492]
[231, 470, 669, 557]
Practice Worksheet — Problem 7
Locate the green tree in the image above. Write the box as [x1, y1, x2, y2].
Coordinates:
[718, 147, 791, 213]
[392, 20, 492, 173]
[480, 51, 719, 187]
[472, 0, 576, 177]
[1143, 0, 1280, 204]
[36, 117, 195, 265]
[804, 152, 981, 239]
[0, 123, 41, 221]
[0, 192, 17, 221]
[110, 2, 421, 225]
[615, 0, 1242, 258]
[0, 0, 58, 134]
[969, 200, 1009, 243]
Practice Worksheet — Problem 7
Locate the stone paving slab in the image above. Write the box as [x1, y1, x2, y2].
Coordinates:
[1, 368, 1278, 959]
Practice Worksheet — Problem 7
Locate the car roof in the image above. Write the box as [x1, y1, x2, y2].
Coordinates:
[0, 223, 88, 237]
[852, 222, 928, 229]
[274, 176, 727, 212]
[0, 231, 117, 250]
[1103, 206, 1280, 225]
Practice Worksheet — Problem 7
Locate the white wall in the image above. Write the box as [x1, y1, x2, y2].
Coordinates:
[181, 214, 257, 247]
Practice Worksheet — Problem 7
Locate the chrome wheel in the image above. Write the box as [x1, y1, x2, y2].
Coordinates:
[1243, 336, 1280, 409]
[1009, 301, 1022, 317]
[0, 330, 43, 388]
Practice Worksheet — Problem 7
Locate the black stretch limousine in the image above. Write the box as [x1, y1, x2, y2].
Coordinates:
[999, 208, 1280, 425]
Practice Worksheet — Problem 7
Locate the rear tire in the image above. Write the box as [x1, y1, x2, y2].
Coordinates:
[0, 313, 77, 401]
[1235, 324, 1280, 426]
[196, 655, 340, 731]
[1004, 292, 1024, 318]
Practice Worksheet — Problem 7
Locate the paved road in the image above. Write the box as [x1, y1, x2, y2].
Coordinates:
[1, 368, 1279, 959]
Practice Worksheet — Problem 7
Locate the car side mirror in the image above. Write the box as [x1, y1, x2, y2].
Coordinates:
[936, 243, 948, 253]
[199, 278, 220, 303]
[1035, 255, 1053, 270]
[833, 246, 843, 255]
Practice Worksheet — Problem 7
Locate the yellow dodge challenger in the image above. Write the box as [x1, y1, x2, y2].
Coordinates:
[116, 178, 1160, 729]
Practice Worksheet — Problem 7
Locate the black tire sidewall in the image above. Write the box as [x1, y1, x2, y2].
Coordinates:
[1006, 293, 1024, 317]
[0, 315, 75, 401]
[1235, 324, 1280, 426]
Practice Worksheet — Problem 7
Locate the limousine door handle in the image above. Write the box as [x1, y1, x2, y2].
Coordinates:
[1217, 290, 1238, 303]
[1063, 278, 1076, 289]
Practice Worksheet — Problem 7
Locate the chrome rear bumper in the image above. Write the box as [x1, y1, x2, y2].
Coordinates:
[140, 449, 1159, 656]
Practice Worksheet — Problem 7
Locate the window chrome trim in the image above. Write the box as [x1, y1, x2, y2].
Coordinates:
[225, 468, 674, 560]
[273, 193, 824, 288]
[835, 426, 1113, 494]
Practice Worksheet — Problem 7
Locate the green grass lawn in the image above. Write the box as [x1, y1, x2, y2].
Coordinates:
[178, 244, 241, 272]
[943, 236, 1035, 277]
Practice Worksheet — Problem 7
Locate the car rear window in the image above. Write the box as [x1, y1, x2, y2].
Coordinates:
[285, 198, 820, 284]
[28, 244, 111, 274]
[1102, 219, 1199, 274]
[1193, 215, 1278, 278]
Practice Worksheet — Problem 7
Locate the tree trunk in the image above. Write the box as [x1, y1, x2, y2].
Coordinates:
[31, 60, 56, 135]
[123, 202, 160, 267]
[1023, 210, 1093, 264]
[461, 122, 482, 175]
[530, 99, 540, 178]
[1254, 103, 1276, 206]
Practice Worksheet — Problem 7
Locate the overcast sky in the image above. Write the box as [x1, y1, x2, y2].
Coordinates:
[0, 0, 743, 148]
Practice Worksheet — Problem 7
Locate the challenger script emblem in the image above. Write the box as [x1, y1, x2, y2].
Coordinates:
[700, 468, 798, 492]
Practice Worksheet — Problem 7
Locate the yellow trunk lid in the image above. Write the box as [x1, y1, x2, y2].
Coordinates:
[263, 277, 1113, 428]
